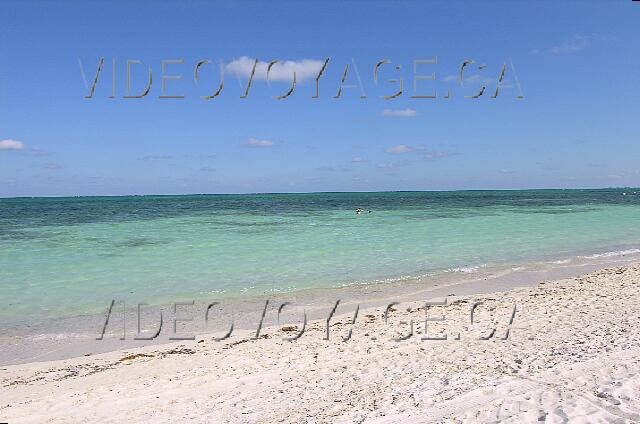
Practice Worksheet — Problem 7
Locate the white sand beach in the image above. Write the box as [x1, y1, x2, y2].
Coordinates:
[2, 265, 640, 423]
[4, 1, 640, 423]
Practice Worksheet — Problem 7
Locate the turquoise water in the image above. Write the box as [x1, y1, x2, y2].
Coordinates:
[2, 189, 640, 320]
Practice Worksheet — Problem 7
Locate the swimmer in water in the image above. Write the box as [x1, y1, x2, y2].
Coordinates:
[355, 208, 363, 215]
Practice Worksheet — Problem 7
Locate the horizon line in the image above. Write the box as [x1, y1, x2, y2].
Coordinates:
[1, 185, 638, 200]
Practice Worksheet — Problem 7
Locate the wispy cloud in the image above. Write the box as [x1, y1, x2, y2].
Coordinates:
[26, 146, 52, 157]
[241, 138, 274, 148]
[424, 151, 452, 160]
[385, 144, 416, 154]
[316, 165, 352, 172]
[199, 166, 216, 172]
[382, 108, 417, 118]
[383, 144, 455, 163]
[442, 74, 496, 85]
[43, 162, 63, 170]
[376, 159, 412, 169]
[442, 75, 457, 82]
[225, 57, 324, 82]
[0, 139, 25, 151]
[376, 162, 394, 169]
[351, 156, 369, 163]
[182, 153, 217, 159]
[549, 34, 589, 54]
[532, 34, 614, 55]
[138, 155, 173, 161]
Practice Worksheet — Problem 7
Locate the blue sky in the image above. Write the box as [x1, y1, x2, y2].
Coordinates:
[1, 0, 639, 197]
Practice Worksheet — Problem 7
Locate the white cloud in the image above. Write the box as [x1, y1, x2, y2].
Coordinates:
[376, 159, 412, 169]
[351, 156, 368, 163]
[424, 151, 451, 160]
[550, 35, 589, 54]
[442, 74, 495, 85]
[385, 144, 415, 154]
[225, 57, 324, 82]
[376, 162, 394, 169]
[0, 139, 25, 151]
[138, 155, 172, 161]
[384, 144, 454, 160]
[533, 34, 614, 55]
[382, 108, 417, 118]
[242, 138, 274, 148]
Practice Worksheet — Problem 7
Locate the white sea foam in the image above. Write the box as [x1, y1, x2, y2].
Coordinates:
[580, 248, 640, 259]
[339, 272, 437, 288]
[445, 264, 488, 274]
[28, 333, 87, 341]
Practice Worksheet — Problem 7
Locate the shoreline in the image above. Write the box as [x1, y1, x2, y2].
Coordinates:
[2, 262, 640, 422]
[3, 247, 640, 367]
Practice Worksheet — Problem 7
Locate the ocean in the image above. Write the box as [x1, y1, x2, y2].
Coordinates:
[2, 189, 640, 321]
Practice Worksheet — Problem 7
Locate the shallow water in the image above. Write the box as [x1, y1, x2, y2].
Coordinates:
[2, 189, 640, 320]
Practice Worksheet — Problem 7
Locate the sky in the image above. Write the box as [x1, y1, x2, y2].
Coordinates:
[1, 0, 639, 197]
